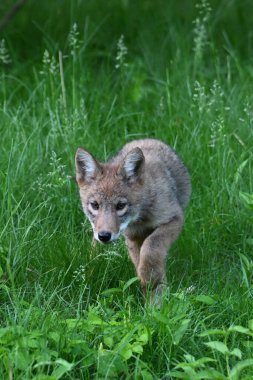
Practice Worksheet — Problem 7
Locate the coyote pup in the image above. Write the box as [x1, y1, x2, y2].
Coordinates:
[75, 139, 191, 294]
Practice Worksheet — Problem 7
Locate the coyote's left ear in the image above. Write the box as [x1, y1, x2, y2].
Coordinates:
[122, 147, 145, 183]
[75, 148, 101, 185]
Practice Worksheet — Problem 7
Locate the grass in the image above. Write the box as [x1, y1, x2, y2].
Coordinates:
[0, 0, 253, 378]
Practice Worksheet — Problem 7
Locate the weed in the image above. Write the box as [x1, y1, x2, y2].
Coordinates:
[115, 34, 128, 70]
[193, 0, 212, 69]
[0, 39, 11, 65]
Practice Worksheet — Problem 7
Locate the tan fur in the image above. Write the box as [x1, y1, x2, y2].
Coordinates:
[75, 139, 191, 296]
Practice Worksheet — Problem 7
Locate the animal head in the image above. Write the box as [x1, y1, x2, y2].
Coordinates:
[75, 147, 145, 243]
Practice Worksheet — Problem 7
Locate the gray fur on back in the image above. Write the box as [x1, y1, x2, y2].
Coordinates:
[114, 138, 191, 210]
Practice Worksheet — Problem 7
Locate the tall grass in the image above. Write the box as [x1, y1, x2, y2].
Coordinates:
[0, 0, 253, 378]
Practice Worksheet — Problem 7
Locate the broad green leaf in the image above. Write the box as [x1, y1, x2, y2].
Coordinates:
[131, 342, 143, 354]
[87, 311, 103, 325]
[154, 311, 170, 324]
[194, 295, 216, 305]
[68, 339, 90, 355]
[194, 357, 216, 367]
[169, 367, 197, 378]
[26, 337, 42, 349]
[228, 325, 251, 334]
[204, 341, 229, 355]
[199, 329, 226, 337]
[138, 331, 149, 344]
[104, 336, 114, 348]
[197, 368, 227, 379]
[173, 319, 191, 345]
[183, 354, 195, 362]
[0, 327, 12, 338]
[119, 344, 132, 360]
[176, 357, 216, 369]
[140, 369, 153, 380]
[64, 319, 79, 329]
[14, 348, 31, 370]
[33, 360, 53, 370]
[51, 358, 74, 379]
[123, 277, 139, 292]
[230, 348, 242, 359]
[136, 326, 149, 345]
[48, 332, 60, 344]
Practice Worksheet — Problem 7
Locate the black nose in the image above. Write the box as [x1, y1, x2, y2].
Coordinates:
[98, 231, 112, 243]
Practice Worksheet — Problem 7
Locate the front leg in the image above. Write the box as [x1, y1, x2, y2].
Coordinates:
[125, 236, 143, 271]
[137, 213, 184, 294]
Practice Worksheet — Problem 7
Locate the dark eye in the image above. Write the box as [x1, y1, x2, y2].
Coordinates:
[116, 202, 127, 211]
[90, 201, 99, 210]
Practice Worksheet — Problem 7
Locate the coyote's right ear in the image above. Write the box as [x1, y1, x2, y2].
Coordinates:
[75, 148, 101, 185]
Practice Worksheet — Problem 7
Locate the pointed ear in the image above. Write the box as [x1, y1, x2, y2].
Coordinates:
[122, 147, 145, 183]
[75, 148, 101, 185]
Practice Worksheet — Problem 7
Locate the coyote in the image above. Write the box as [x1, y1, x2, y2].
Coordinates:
[75, 139, 191, 295]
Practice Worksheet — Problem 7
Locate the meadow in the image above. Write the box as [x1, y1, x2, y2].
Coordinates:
[1, 0, 253, 378]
